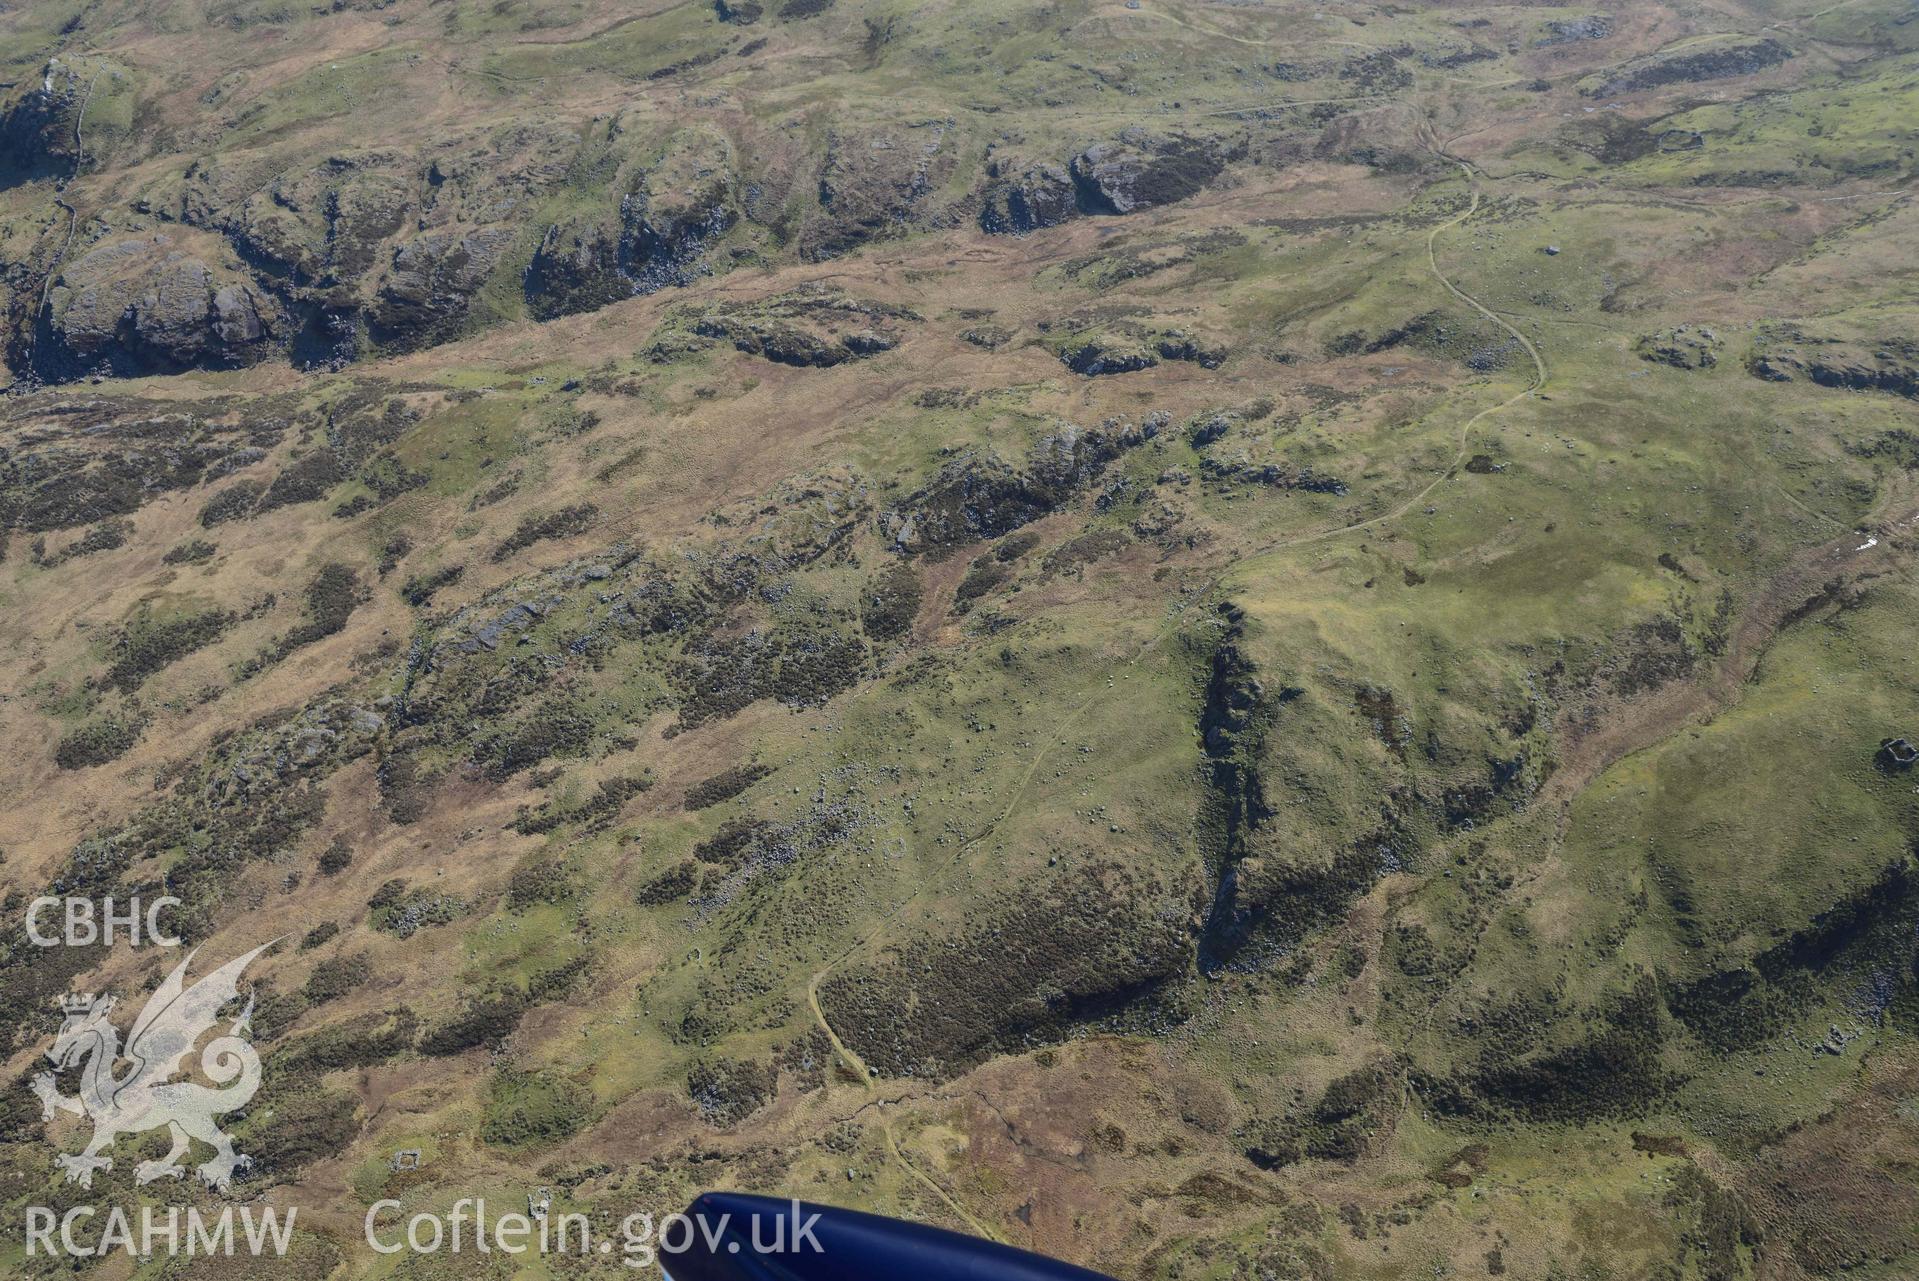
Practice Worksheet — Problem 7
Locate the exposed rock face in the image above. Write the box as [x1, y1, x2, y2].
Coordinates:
[1062, 338, 1156, 376]
[0, 60, 88, 187]
[803, 123, 956, 260]
[978, 160, 1076, 235]
[526, 129, 739, 319]
[1583, 38, 1791, 96]
[1058, 322, 1226, 376]
[1636, 326, 1722, 370]
[1154, 329, 1227, 369]
[367, 228, 514, 351]
[882, 421, 1150, 553]
[228, 155, 413, 289]
[1071, 133, 1227, 214]
[654, 287, 916, 367]
[1748, 330, 1919, 400]
[1538, 15, 1612, 46]
[1198, 455, 1349, 495]
[33, 236, 284, 378]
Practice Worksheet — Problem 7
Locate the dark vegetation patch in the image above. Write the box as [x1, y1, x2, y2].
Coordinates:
[1041, 529, 1129, 576]
[199, 479, 267, 526]
[1, 406, 267, 533]
[1247, 1059, 1405, 1167]
[1660, 1167, 1760, 1281]
[502, 854, 579, 909]
[1192, 604, 1366, 972]
[162, 538, 217, 564]
[1663, 857, 1919, 1052]
[1422, 976, 1673, 1122]
[318, 836, 353, 874]
[675, 626, 867, 727]
[1333, 309, 1518, 372]
[882, 420, 1153, 554]
[1339, 50, 1413, 93]
[686, 1055, 778, 1124]
[303, 952, 371, 1004]
[54, 714, 144, 769]
[301, 922, 341, 950]
[1555, 114, 1659, 165]
[818, 861, 1191, 1078]
[102, 604, 236, 691]
[953, 558, 1011, 611]
[692, 817, 775, 868]
[269, 564, 363, 658]
[513, 775, 652, 837]
[367, 878, 464, 938]
[493, 504, 599, 562]
[259, 450, 344, 512]
[241, 1086, 360, 1180]
[401, 564, 464, 606]
[475, 696, 599, 776]
[685, 763, 773, 810]
[420, 990, 529, 1056]
[273, 1008, 420, 1078]
[36, 518, 132, 566]
[637, 859, 701, 905]
[859, 563, 922, 639]
[995, 531, 1041, 561]
[1600, 615, 1696, 699]
[1585, 39, 1791, 97]
[379, 753, 431, 824]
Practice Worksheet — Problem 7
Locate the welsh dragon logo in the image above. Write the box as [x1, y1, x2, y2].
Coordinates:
[33, 943, 271, 1191]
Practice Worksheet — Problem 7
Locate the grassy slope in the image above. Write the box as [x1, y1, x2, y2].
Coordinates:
[0, 2, 1916, 1279]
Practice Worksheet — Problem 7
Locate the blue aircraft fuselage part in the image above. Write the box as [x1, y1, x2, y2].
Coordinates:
[661, 1192, 1120, 1281]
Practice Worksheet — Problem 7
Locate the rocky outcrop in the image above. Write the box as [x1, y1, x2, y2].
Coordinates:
[1583, 38, 1791, 97]
[1635, 326, 1721, 370]
[367, 228, 514, 351]
[653, 287, 916, 367]
[978, 159, 1076, 235]
[526, 129, 739, 319]
[0, 60, 89, 187]
[1538, 15, 1612, 46]
[228, 155, 413, 289]
[1199, 455, 1349, 496]
[32, 236, 284, 378]
[802, 122, 957, 260]
[1057, 322, 1227, 376]
[1747, 330, 1919, 400]
[1061, 337, 1156, 376]
[882, 420, 1153, 553]
[1070, 132, 1227, 214]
